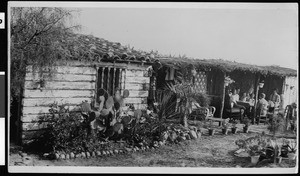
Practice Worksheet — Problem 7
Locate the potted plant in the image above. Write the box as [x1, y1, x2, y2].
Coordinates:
[287, 139, 297, 160]
[269, 139, 283, 164]
[267, 114, 285, 163]
[208, 120, 215, 136]
[231, 121, 238, 134]
[221, 121, 229, 135]
[242, 118, 251, 133]
[280, 138, 290, 158]
[248, 145, 263, 165]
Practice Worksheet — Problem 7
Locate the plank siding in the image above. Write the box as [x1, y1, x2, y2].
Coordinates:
[25, 81, 96, 90]
[26, 66, 97, 75]
[23, 97, 92, 107]
[21, 63, 151, 141]
[24, 89, 95, 98]
[25, 73, 96, 82]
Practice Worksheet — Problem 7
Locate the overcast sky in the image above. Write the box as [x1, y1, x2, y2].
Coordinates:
[74, 3, 298, 69]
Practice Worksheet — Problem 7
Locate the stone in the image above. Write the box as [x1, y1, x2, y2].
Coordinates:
[22, 156, 33, 165]
[75, 154, 81, 158]
[114, 149, 119, 154]
[66, 154, 70, 160]
[109, 150, 114, 155]
[186, 134, 191, 140]
[81, 152, 86, 158]
[60, 154, 66, 160]
[161, 131, 169, 142]
[102, 151, 107, 155]
[19, 152, 27, 157]
[70, 152, 75, 159]
[125, 147, 132, 152]
[86, 152, 90, 158]
[197, 131, 202, 138]
[189, 130, 198, 140]
[96, 151, 101, 156]
[92, 151, 96, 157]
[55, 153, 60, 160]
[180, 136, 186, 141]
[168, 131, 178, 142]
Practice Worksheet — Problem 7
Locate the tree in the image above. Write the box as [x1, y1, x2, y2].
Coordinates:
[10, 7, 81, 99]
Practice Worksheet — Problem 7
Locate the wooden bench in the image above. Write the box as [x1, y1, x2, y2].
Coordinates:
[206, 116, 226, 126]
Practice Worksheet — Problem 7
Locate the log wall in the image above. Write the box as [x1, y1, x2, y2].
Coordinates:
[21, 62, 150, 142]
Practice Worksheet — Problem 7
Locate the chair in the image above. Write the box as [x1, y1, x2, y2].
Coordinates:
[224, 106, 244, 122]
[256, 108, 273, 125]
[189, 106, 216, 121]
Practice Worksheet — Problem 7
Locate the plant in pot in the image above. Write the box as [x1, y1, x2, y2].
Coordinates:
[231, 121, 238, 134]
[208, 120, 215, 136]
[248, 145, 263, 165]
[267, 114, 285, 164]
[280, 138, 290, 158]
[221, 121, 230, 135]
[242, 118, 251, 133]
[286, 139, 297, 160]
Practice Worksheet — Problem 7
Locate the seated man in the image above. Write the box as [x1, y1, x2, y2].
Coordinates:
[240, 92, 249, 102]
[230, 88, 246, 111]
[224, 89, 245, 120]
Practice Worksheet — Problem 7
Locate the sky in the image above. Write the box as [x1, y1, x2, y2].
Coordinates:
[73, 3, 298, 69]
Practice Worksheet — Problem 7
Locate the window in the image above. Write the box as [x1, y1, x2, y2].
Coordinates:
[97, 66, 125, 97]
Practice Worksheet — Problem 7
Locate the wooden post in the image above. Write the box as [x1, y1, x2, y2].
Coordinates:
[219, 72, 226, 119]
[253, 74, 261, 124]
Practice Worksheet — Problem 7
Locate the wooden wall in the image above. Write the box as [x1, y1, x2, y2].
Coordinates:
[282, 76, 297, 107]
[20, 61, 150, 143]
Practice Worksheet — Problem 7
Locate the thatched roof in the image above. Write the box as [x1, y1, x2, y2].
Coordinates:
[157, 57, 297, 77]
[57, 32, 160, 64]
[59, 33, 296, 77]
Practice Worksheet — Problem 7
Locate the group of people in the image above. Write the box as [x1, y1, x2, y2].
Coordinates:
[225, 87, 282, 120]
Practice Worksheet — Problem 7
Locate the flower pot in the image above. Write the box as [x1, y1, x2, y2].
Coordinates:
[222, 128, 228, 135]
[251, 155, 260, 164]
[280, 145, 289, 158]
[287, 152, 296, 160]
[231, 127, 237, 134]
[243, 126, 249, 133]
[208, 129, 215, 136]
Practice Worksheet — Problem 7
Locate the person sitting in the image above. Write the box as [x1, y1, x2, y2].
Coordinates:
[269, 88, 281, 113]
[240, 92, 248, 102]
[224, 89, 245, 121]
[247, 93, 255, 106]
[230, 89, 245, 110]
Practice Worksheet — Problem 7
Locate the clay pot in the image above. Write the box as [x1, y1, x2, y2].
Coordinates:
[222, 128, 228, 135]
[287, 152, 296, 160]
[231, 127, 237, 134]
[208, 129, 215, 136]
[251, 155, 260, 164]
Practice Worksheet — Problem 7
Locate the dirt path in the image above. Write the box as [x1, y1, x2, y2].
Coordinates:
[9, 131, 296, 168]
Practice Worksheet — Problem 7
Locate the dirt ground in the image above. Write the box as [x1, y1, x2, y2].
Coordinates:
[9, 124, 297, 168]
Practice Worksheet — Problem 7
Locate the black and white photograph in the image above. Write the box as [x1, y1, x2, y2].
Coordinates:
[7, 2, 298, 174]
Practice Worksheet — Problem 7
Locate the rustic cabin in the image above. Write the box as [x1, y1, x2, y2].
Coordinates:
[18, 33, 158, 144]
[15, 33, 297, 145]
